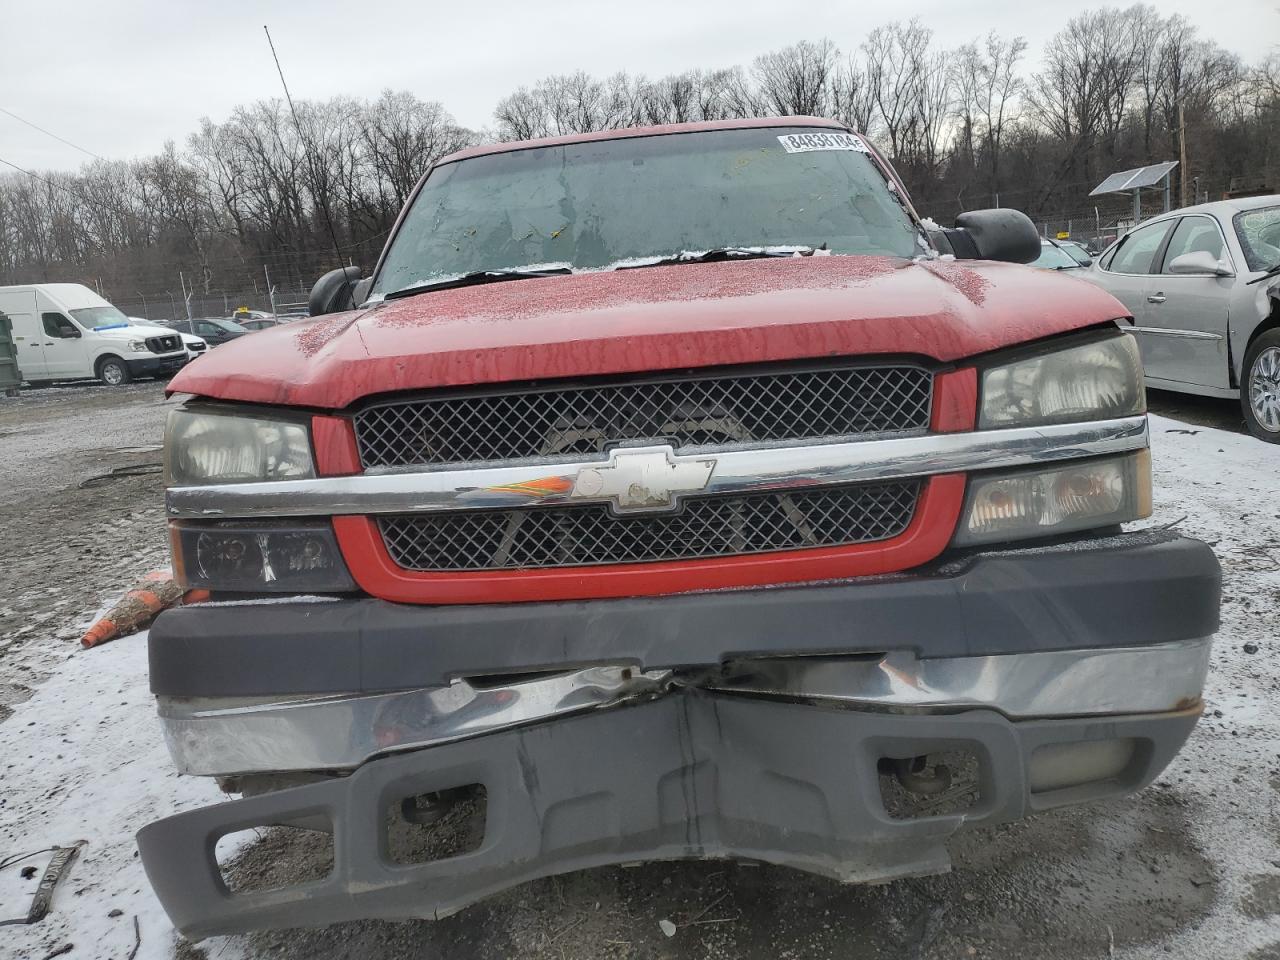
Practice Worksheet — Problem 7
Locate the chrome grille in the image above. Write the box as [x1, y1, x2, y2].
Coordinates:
[354, 364, 933, 468]
[378, 480, 920, 571]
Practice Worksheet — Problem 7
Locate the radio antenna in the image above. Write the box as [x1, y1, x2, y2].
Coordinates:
[264, 25, 344, 268]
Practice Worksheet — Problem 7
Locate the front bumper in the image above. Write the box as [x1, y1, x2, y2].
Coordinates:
[140, 531, 1220, 938]
[139, 695, 1201, 940]
[128, 352, 187, 377]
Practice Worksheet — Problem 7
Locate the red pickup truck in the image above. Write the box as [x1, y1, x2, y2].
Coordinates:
[139, 117, 1219, 939]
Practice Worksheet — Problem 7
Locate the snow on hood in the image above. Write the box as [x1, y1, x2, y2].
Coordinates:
[170, 255, 1131, 409]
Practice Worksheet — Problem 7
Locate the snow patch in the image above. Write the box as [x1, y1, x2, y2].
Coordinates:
[0, 632, 246, 960]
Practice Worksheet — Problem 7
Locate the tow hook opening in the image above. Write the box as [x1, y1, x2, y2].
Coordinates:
[386, 784, 487, 865]
[878, 750, 981, 820]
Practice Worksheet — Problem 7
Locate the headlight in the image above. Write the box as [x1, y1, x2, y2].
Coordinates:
[170, 520, 355, 592]
[980, 334, 1144, 428]
[165, 409, 314, 486]
[128, 339, 149, 352]
[955, 450, 1151, 545]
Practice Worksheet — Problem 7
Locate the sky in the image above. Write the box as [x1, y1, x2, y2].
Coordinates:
[2, 0, 1277, 173]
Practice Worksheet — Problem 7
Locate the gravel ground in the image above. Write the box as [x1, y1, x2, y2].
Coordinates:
[0, 382, 1277, 960]
[0, 380, 178, 703]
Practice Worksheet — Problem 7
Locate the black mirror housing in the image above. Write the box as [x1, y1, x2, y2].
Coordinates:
[939, 209, 1041, 265]
[308, 266, 363, 317]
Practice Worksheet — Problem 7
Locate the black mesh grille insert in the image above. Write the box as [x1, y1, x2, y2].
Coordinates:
[378, 480, 920, 571]
[146, 334, 181, 354]
[355, 365, 933, 468]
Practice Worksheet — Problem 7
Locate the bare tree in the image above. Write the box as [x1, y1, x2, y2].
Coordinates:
[752, 39, 838, 116]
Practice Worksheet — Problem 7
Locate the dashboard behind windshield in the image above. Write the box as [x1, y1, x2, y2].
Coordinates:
[372, 127, 920, 297]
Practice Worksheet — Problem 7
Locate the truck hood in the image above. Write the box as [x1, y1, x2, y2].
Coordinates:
[115, 322, 179, 340]
[169, 256, 1130, 409]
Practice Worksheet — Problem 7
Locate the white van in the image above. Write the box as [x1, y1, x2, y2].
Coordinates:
[0, 283, 188, 386]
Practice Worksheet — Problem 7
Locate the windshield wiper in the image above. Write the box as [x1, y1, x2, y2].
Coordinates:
[1246, 262, 1280, 285]
[618, 246, 818, 270]
[385, 267, 573, 301]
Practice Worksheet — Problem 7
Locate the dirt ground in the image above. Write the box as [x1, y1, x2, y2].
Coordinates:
[1145, 388, 1247, 436]
[1, 380, 1277, 960]
[0, 381, 176, 710]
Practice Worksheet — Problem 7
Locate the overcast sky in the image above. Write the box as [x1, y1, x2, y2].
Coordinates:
[3, 0, 1277, 172]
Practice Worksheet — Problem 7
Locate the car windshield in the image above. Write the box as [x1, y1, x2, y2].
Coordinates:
[1234, 205, 1280, 271]
[1030, 243, 1081, 270]
[206, 318, 247, 333]
[1060, 243, 1091, 265]
[70, 305, 130, 329]
[371, 126, 922, 297]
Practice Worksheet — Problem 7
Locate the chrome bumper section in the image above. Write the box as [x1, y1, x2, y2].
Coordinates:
[160, 637, 1211, 777]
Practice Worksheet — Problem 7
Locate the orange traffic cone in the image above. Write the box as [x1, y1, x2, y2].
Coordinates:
[81, 571, 205, 648]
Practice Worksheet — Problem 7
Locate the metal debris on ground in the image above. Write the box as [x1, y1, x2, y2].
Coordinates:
[77, 463, 163, 490]
[0, 842, 86, 927]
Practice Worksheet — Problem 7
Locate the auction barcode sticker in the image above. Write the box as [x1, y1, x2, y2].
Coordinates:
[777, 132, 870, 154]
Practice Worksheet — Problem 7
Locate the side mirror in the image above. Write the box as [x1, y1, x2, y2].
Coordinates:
[58, 323, 81, 339]
[308, 266, 362, 317]
[939, 209, 1042, 264]
[1167, 251, 1233, 277]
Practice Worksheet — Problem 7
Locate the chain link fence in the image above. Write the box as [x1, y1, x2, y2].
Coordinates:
[110, 288, 311, 323]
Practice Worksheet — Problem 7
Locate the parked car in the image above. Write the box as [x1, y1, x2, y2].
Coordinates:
[0, 284, 186, 385]
[1029, 238, 1088, 271]
[166, 316, 249, 346]
[238, 317, 285, 332]
[1083, 196, 1280, 441]
[140, 118, 1219, 940]
[128, 318, 208, 363]
[1057, 239, 1093, 265]
[230, 308, 275, 323]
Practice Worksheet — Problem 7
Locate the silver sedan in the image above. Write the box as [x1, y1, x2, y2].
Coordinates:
[1082, 196, 1280, 441]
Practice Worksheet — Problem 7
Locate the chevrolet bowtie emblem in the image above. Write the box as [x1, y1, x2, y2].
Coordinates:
[572, 445, 717, 513]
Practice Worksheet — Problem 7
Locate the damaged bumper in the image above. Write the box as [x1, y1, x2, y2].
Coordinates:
[157, 640, 1212, 778]
[139, 695, 1202, 940]
[138, 531, 1220, 938]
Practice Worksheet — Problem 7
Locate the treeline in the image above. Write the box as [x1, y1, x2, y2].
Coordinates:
[1, 4, 1277, 304]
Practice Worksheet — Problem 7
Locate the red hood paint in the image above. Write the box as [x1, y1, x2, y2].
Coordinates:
[170, 257, 1129, 410]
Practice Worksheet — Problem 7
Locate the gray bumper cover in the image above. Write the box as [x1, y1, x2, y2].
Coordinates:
[148, 531, 1220, 698]
[137, 692, 1199, 940]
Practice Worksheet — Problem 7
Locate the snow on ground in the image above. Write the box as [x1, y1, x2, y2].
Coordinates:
[0, 413, 1277, 959]
[0, 629, 242, 960]
[1126, 415, 1280, 958]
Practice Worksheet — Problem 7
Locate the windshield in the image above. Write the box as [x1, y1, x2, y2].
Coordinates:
[1233, 206, 1280, 271]
[372, 126, 921, 296]
[1060, 243, 1091, 265]
[1030, 243, 1081, 270]
[208, 319, 247, 333]
[70, 305, 129, 330]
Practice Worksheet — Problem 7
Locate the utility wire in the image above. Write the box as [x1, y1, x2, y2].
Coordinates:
[264, 24, 345, 269]
[0, 106, 105, 161]
[0, 154, 83, 196]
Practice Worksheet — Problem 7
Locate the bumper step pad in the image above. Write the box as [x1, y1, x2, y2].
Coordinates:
[138, 692, 1198, 939]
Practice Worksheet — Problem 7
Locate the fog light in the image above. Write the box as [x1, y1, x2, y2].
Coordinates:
[955, 450, 1151, 545]
[171, 521, 355, 592]
[1029, 739, 1136, 793]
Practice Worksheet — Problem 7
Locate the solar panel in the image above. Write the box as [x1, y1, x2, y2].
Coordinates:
[1090, 162, 1179, 196]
